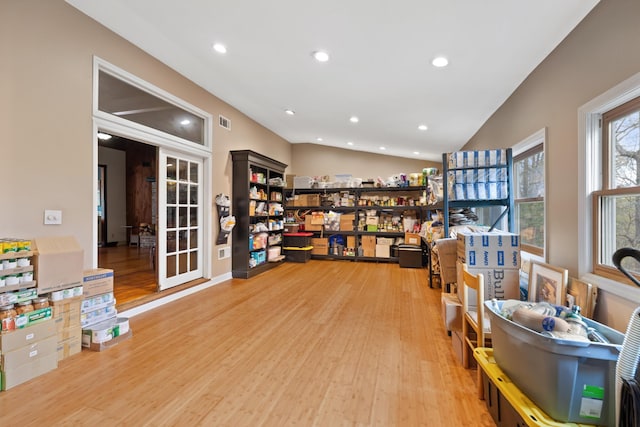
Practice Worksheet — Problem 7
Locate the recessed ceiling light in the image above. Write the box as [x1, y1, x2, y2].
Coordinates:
[285, 109, 295, 115]
[418, 124, 428, 131]
[213, 43, 227, 54]
[432, 56, 449, 67]
[349, 116, 359, 123]
[180, 119, 191, 126]
[97, 132, 112, 140]
[312, 51, 330, 62]
[316, 137, 323, 142]
[347, 141, 354, 146]
[379, 146, 386, 151]
[413, 151, 420, 155]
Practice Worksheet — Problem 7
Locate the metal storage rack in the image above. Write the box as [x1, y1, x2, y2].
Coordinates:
[441, 148, 515, 236]
[284, 186, 436, 265]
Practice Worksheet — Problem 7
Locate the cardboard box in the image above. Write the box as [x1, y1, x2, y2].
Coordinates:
[85, 329, 133, 352]
[361, 235, 376, 249]
[52, 296, 82, 323]
[456, 261, 521, 303]
[285, 174, 296, 188]
[311, 238, 328, 255]
[304, 215, 323, 231]
[33, 236, 84, 294]
[2, 351, 58, 390]
[2, 335, 58, 370]
[456, 231, 520, 269]
[340, 214, 356, 231]
[375, 244, 390, 258]
[81, 292, 115, 314]
[363, 249, 375, 257]
[404, 232, 421, 245]
[377, 237, 394, 245]
[57, 325, 82, 343]
[346, 236, 356, 248]
[82, 268, 114, 298]
[0, 319, 56, 352]
[82, 317, 129, 347]
[283, 223, 300, 233]
[57, 334, 82, 361]
[441, 293, 462, 332]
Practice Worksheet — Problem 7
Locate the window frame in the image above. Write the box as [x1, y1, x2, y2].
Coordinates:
[512, 128, 547, 259]
[578, 71, 640, 302]
[592, 95, 640, 282]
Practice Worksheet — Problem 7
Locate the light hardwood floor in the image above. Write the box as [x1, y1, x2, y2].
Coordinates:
[0, 260, 493, 426]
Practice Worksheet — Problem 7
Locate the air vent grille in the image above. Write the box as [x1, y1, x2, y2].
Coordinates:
[219, 115, 231, 130]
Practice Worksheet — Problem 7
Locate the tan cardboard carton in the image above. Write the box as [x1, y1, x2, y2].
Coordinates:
[404, 232, 421, 245]
[2, 352, 58, 390]
[2, 335, 57, 370]
[0, 319, 56, 352]
[82, 268, 114, 298]
[311, 238, 328, 255]
[375, 244, 390, 258]
[33, 236, 83, 294]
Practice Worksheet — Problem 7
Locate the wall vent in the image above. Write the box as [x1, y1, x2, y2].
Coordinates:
[219, 115, 231, 130]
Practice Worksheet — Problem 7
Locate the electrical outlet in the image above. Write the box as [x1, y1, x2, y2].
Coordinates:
[218, 246, 231, 259]
[44, 209, 62, 225]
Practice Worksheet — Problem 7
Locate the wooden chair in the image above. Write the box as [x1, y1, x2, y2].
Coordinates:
[460, 262, 490, 399]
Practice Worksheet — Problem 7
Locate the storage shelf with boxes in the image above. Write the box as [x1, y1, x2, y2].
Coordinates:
[0, 237, 134, 391]
[284, 184, 437, 265]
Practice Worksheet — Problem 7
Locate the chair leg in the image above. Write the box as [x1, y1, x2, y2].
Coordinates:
[462, 328, 469, 368]
[476, 363, 484, 400]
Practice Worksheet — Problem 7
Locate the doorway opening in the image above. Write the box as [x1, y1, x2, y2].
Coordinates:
[98, 135, 159, 306]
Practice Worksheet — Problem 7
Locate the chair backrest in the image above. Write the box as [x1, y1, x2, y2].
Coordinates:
[461, 263, 486, 343]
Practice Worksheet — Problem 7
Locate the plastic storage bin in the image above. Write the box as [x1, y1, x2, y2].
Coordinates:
[283, 246, 313, 263]
[283, 232, 313, 248]
[398, 244, 423, 268]
[485, 300, 624, 426]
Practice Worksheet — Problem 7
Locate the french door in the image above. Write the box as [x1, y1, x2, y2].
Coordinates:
[158, 149, 203, 290]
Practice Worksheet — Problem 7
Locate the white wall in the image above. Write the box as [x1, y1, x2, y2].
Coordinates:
[98, 146, 127, 244]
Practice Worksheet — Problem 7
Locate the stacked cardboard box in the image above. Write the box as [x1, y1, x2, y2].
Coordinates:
[81, 269, 116, 329]
[81, 269, 132, 351]
[456, 231, 521, 302]
[52, 297, 82, 361]
[340, 214, 355, 231]
[0, 320, 58, 390]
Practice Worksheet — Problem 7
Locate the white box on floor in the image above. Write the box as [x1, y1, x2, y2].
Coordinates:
[441, 292, 462, 332]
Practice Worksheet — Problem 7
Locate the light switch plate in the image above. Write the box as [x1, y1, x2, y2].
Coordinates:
[44, 210, 62, 225]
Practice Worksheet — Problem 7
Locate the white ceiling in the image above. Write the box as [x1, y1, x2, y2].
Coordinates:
[67, 0, 599, 161]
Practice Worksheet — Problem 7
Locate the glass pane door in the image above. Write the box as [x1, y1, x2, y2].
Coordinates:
[158, 149, 203, 290]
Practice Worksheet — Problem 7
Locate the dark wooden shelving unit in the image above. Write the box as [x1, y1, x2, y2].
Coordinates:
[230, 150, 287, 279]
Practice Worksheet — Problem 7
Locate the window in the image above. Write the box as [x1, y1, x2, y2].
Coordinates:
[514, 144, 544, 255]
[593, 96, 640, 281]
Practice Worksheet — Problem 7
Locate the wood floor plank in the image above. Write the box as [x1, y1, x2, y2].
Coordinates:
[0, 260, 494, 426]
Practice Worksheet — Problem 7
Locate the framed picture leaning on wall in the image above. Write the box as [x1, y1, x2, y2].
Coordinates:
[528, 261, 568, 306]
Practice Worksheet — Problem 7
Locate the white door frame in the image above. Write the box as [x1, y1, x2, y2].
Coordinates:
[157, 148, 204, 290]
[92, 58, 213, 283]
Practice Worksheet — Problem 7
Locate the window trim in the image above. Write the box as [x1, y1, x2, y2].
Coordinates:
[513, 128, 547, 258]
[578, 71, 640, 303]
